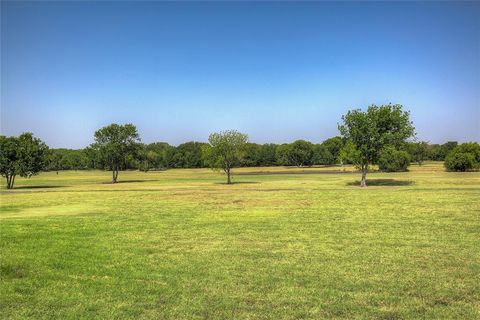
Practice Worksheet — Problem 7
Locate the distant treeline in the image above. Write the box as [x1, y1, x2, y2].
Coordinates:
[3, 104, 479, 189]
[45, 138, 460, 171]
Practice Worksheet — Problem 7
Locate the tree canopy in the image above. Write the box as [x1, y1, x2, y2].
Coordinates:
[0, 133, 49, 189]
[91, 123, 140, 183]
[202, 130, 248, 184]
[338, 104, 415, 186]
[444, 142, 480, 172]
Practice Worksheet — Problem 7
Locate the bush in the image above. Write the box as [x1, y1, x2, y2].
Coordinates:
[456, 142, 480, 163]
[444, 143, 480, 172]
[378, 146, 411, 172]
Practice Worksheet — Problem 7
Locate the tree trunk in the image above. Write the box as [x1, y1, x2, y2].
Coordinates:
[6, 174, 16, 189]
[226, 168, 232, 184]
[360, 166, 367, 187]
[6, 174, 11, 189]
[112, 168, 118, 183]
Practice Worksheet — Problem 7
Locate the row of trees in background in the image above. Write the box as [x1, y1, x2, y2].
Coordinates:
[43, 138, 466, 171]
[2, 104, 479, 187]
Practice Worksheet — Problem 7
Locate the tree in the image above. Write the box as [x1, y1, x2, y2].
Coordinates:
[276, 140, 314, 167]
[175, 142, 206, 168]
[241, 143, 261, 167]
[378, 146, 411, 172]
[444, 142, 480, 172]
[407, 141, 429, 165]
[290, 140, 314, 166]
[431, 141, 458, 161]
[46, 148, 90, 170]
[0, 133, 49, 189]
[313, 144, 333, 165]
[91, 123, 140, 183]
[84, 146, 101, 169]
[338, 140, 359, 167]
[338, 104, 415, 187]
[202, 130, 248, 184]
[146, 142, 172, 169]
[257, 144, 278, 166]
[321, 136, 344, 164]
[275, 144, 291, 166]
[445, 151, 476, 172]
[136, 144, 160, 172]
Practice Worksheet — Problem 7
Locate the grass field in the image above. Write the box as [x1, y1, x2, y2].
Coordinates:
[1, 162, 479, 319]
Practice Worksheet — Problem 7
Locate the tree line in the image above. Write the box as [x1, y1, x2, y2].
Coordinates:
[40, 137, 468, 172]
[1, 104, 479, 188]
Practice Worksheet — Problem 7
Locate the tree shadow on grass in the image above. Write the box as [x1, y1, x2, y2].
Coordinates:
[101, 179, 159, 184]
[346, 179, 414, 187]
[237, 169, 357, 176]
[12, 185, 67, 190]
[214, 181, 260, 185]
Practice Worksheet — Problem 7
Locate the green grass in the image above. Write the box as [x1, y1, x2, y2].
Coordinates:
[1, 162, 479, 319]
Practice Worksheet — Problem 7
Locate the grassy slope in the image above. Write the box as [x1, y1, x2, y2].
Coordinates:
[0, 162, 479, 319]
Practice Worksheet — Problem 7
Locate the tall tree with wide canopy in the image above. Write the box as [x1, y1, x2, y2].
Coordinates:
[0, 133, 49, 189]
[91, 123, 140, 183]
[202, 130, 248, 184]
[338, 104, 415, 187]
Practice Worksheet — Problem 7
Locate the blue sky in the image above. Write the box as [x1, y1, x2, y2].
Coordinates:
[1, 1, 479, 148]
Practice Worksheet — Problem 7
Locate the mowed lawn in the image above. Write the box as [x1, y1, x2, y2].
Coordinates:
[0, 162, 479, 319]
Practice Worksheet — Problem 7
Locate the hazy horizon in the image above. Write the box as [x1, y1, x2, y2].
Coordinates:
[1, 1, 479, 148]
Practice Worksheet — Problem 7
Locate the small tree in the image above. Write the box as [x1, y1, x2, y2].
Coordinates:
[407, 141, 429, 165]
[0, 133, 49, 189]
[202, 130, 248, 184]
[91, 123, 140, 183]
[378, 146, 411, 172]
[338, 104, 415, 187]
[445, 151, 476, 172]
[444, 142, 480, 172]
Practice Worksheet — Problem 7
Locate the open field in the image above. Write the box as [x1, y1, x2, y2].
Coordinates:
[1, 162, 479, 319]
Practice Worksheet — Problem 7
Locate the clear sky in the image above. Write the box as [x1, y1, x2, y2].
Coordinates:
[1, 1, 479, 148]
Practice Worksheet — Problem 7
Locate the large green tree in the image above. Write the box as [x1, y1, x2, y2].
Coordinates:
[241, 143, 262, 167]
[257, 144, 278, 166]
[0, 133, 49, 189]
[276, 140, 314, 167]
[338, 104, 415, 187]
[91, 123, 140, 183]
[202, 130, 248, 184]
[175, 141, 207, 168]
[321, 136, 344, 164]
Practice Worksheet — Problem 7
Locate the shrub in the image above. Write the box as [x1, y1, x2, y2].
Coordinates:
[378, 146, 411, 172]
[444, 142, 480, 172]
[456, 142, 480, 163]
